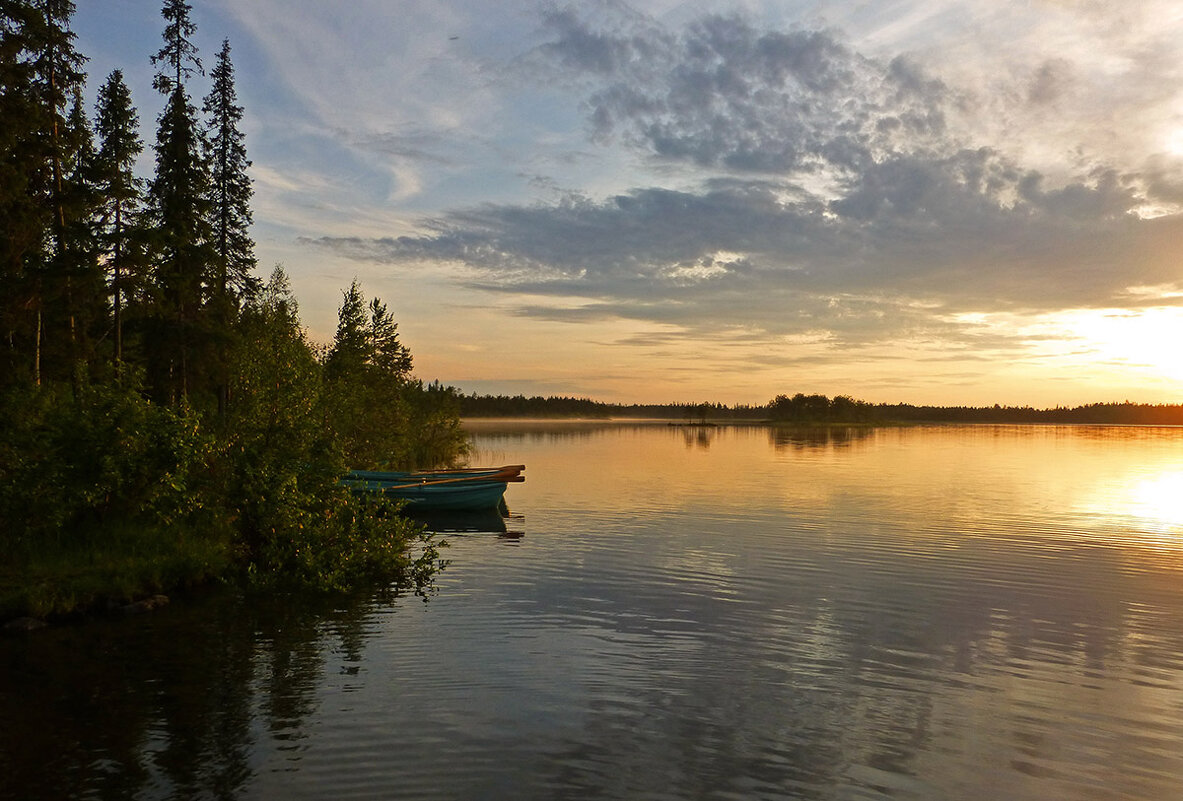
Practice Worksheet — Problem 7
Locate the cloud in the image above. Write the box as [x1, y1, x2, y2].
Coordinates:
[307, 169, 1182, 341]
[534, 10, 955, 176]
[1026, 58, 1073, 106]
[304, 6, 1183, 355]
[345, 127, 462, 166]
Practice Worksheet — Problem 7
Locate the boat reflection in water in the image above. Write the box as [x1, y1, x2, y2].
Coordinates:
[404, 507, 525, 540]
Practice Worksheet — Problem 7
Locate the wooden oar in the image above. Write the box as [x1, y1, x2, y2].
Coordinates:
[346, 465, 525, 492]
[377, 470, 525, 491]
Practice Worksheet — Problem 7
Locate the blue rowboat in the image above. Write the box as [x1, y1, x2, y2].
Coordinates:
[343, 465, 524, 511]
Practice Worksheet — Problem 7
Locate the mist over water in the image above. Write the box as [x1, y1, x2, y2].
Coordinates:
[5, 422, 1183, 800]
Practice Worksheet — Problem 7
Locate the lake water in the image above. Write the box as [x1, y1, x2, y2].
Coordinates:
[5, 422, 1183, 800]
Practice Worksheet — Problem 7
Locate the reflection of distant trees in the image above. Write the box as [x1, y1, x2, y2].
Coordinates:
[466, 419, 883, 451]
[464, 422, 616, 443]
[769, 425, 876, 450]
[680, 426, 715, 449]
[465, 420, 692, 443]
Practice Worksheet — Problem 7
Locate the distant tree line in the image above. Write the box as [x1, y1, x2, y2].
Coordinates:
[879, 401, 1183, 425]
[764, 394, 1183, 425]
[458, 394, 615, 418]
[0, 2, 463, 618]
[457, 394, 765, 420]
[459, 391, 1183, 426]
[459, 392, 870, 422]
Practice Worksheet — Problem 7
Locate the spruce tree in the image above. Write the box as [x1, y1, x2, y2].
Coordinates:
[325, 281, 413, 385]
[203, 38, 256, 413]
[324, 282, 417, 468]
[0, 0, 87, 386]
[146, 0, 213, 402]
[367, 297, 413, 380]
[0, 1, 45, 385]
[94, 69, 144, 370]
[34, 1, 89, 384]
[150, 0, 199, 97]
[203, 39, 256, 305]
[324, 281, 368, 381]
[53, 88, 106, 379]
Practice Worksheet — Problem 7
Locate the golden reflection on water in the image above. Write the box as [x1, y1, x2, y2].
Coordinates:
[1117, 470, 1183, 533]
[467, 420, 1183, 553]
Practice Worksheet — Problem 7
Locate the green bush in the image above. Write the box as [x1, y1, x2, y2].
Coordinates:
[248, 491, 441, 595]
[0, 375, 220, 556]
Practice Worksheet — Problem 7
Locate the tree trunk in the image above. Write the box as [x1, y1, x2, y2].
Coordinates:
[34, 307, 41, 387]
[113, 204, 123, 370]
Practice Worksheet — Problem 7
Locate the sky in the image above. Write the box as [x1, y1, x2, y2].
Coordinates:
[71, 0, 1183, 406]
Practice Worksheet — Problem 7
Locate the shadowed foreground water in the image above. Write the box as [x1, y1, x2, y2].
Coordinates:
[4, 423, 1183, 800]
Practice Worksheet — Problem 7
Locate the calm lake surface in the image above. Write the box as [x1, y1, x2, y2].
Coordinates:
[5, 422, 1183, 800]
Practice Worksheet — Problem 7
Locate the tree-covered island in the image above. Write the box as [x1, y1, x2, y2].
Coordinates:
[0, 2, 466, 621]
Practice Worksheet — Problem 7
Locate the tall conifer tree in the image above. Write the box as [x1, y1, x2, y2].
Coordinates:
[53, 88, 106, 379]
[203, 39, 256, 306]
[0, 1, 44, 384]
[94, 69, 144, 369]
[203, 39, 256, 413]
[0, 0, 87, 386]
[324, 280, 369, 382]
[35, 1, 88, 384]
[367, 297, 413, 380]
[146, 0, 212, 401]
[324, 282, 417, 467]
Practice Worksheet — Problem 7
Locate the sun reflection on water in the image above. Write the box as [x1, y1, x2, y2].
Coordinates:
[1125, 471, 1183, 533]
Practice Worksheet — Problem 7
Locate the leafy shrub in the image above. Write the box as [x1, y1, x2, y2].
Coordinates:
[0, 374, 219, 558]
[248, 491, 441, 595]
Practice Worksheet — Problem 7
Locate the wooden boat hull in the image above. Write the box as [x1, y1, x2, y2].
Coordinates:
[343, 465, 524, 511]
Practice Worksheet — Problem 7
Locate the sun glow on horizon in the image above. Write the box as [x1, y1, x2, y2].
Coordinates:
[1063, 307, 1183, 382]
